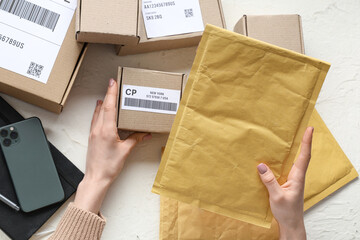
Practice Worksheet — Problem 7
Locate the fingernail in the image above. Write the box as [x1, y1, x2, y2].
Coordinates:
[257, 163, 267, 174]
[311, 127, 314, 133]
[143, 134, 152, 141]
[109, 78, 115, 87]
[96, 100, 101, 106]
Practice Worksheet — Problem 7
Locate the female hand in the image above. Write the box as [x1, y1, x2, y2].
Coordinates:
[74, 79, 152, 214]
[257, 127, 314, 240]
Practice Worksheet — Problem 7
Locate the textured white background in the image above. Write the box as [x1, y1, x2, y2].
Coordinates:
[1, 0, 360, 239]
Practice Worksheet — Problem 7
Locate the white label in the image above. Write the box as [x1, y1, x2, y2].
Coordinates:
[0, 0, 77, 84]
[142, 0, 204, 38]
[121, 85, 181, 115]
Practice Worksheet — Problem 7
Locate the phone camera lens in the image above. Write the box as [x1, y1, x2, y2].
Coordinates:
[3, 138, 11, 147]
[10, 131, 18, 139]
[0, 129, 8, 138]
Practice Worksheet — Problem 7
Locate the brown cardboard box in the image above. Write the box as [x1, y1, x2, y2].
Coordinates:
[76, 0, 139, 46]
[0, 17, 86, 114]
[234, 15, 304, 54]
[76, 0, 226, 55]
[117, 67, 186, 133]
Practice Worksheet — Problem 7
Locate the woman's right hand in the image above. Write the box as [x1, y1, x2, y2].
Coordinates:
[257, 127, 314, 240]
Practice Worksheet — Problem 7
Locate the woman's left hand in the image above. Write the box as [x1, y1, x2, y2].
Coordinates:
[74, 79, 152, 214]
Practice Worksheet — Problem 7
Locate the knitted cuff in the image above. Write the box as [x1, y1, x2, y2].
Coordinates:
[49, 203, 106, 240]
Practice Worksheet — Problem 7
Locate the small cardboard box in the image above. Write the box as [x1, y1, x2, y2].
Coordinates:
[76, 0, 139, 46]
[76, 0, 226, 55]
[0, 17, 86, 114]
[234, 15, 304, 54]
[117, 67, 186, 133]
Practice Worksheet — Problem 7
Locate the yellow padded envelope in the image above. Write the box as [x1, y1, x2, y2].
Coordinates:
[159, 110, 358, 239]
[303, 110, 358, 210]
[152, 25, 331, 228]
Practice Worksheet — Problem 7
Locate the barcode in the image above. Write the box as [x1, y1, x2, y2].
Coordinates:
[184, 8, 193, 18]
[124, 98, 177, 112]
[0, 0, 60, 31]
[27, 61, 43, 78]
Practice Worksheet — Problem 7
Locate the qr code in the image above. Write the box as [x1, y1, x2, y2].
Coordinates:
[184, 8, 193, 18]
[27, 62, 44, 78]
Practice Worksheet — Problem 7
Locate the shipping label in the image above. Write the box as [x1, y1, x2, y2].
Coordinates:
[142, 0, 204, 38]
[121, 84, 181, 115]
[0, 0, 76, 84]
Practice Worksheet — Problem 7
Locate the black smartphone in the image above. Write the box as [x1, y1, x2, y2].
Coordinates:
[0, 117, 64, 212]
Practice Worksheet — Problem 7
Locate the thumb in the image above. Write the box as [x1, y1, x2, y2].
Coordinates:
[123, 133, 152, 152]
[257, 163, 282, 197]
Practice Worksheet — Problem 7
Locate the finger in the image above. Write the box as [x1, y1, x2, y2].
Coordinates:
[97, 79, 117, 129]
[257, 163, 282, 197]
[122, 133, 152, 152]
[90, 100, 102, 132]
[102, 79, 118, 126]
[293, 127, 314, 177]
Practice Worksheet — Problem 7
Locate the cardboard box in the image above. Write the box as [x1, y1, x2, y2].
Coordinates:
[234, 15, 304, 54]
[76, 0, 139, 46]
[117, 67, 186, 133]
[76, 0, 226, 55]
[0, 16, 86, 114]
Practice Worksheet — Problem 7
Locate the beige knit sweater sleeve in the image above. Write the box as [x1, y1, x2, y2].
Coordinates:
[48, 203, 106, 240]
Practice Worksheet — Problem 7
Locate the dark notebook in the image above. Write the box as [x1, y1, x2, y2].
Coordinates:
[0, 96, 84, 240]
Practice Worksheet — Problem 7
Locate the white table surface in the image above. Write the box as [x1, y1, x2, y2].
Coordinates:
[1, 0, 360, 239]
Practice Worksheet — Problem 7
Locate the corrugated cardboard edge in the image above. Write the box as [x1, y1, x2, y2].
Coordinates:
[116, 67, 124, 128]
[115, 45, 122, 55]
[60, 44, 88, 112]
[297, 14, 305, 54]
[180, 74, 188, 99]
[153, 24, 331, 229]
[217, 0, 227, 29]
[75, 0, 81, 36]
[233, 15, 247, 35]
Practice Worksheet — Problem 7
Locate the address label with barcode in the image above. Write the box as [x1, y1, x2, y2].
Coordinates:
[142, 0, 204, 38]
[121, 85, 181, 115]
[0, 0, 76, 83]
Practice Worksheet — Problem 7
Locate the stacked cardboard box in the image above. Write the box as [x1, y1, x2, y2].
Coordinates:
[76, 0, 226, 55]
